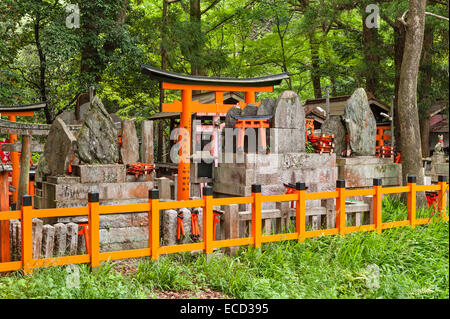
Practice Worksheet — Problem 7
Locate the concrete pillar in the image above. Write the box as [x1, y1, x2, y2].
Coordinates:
[162, 209, 177, 246]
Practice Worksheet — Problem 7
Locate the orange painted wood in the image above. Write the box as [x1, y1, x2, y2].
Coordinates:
[261, 194, 297, 203]
[0, 260, 22, 272]
[31, 206, 89, 218]
[261, 233, 298, 243]
[0, 210, 21, 221]
[336, 187, 346, 236]
[163, 101, 234, 114]
[98, 203, 149, 214]
[252, 191, 262, 248]
[159, 199, 204, 210]
[159, 242, 205, 255]
[373, 185, 383, 234]
[32, 254, 90, 268]
[150, 197, 160, 260]
[100, 248, 150, 261]
[381, 220, 410, 229]
[162, 82, 274, 93]
[345, 224, 376, 234]
[212, 237, 253, 248]
[0, 171, 10, 262]
[203, 194, 213, 254]
[88, 201, 100, 268]
[382, 186, 409, 194]
[407, 182, 417, 227]
[345, 189, 376, 197]
[415, 184, 441, 192]
[21, 203, 33, 274]
[8, 115, 20, 204]
[438, 181, 447, 218]
[212, 197, 253, 206]
[297, 189, 306, 242]
[304, 228, 339, 238]
[305, 191, 338, 200]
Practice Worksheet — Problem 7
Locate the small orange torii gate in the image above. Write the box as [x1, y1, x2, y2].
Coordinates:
[141, 65, 289, 200]
[0, 102, 47, 204]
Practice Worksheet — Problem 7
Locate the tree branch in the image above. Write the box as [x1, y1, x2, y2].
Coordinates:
[201, 0, 221, 16]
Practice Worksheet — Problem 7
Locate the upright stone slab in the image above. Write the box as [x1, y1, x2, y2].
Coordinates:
[141, 120, 154, 164]
[321, 115, 347, 156]
[343, 88, 376, 156]
[66, 223, 78, 255]
[32, 218, 43, 259]
[42, 224, 55, 258]
[120, 119, 139, 165]
[76, 96, 119, 164]
[273, 91, 305, 129]
[54, 223, 67, 256]
[44, 118, 77, 176]
[162, 209, 178, 246]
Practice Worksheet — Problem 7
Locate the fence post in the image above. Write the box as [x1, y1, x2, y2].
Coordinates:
[203, 186, 213, 255]
[336, 180, 346, 236]
[21, 195, 33, 274]
[437, 175, 447, 219]
[373, 178, 383, 234]
[407, 175, 416, 228]
[149, 189, 160, 260]
[296, 182, 306, 242]
[251, 184, 262, 249]
[88, 192, 100, 269]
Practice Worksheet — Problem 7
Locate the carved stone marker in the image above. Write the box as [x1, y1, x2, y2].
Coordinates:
[76, 96, 119, 164]
[44, 118, 77, 176]
[273, 90, 305, 129]
[343, 88, 376, 156]
[120, 119, 139, 165]
[321, 115, 347, 156]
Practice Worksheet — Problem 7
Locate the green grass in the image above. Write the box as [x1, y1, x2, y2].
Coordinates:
[0, 198, 448, 299]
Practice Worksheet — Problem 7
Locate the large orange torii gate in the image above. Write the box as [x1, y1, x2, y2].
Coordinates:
[141, 65, 289, 200]
[0, 102, 47, 204]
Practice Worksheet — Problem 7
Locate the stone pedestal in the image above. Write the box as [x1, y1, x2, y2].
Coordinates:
[336, 156, 401, 188]
[428, 153, 449, 183]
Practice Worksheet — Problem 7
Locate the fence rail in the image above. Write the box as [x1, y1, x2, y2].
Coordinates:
[0, 175, 448, 274]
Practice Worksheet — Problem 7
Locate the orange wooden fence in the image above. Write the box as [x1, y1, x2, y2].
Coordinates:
[0, 175, 448, 274]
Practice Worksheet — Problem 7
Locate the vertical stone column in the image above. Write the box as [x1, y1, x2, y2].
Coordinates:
[66, 222, 78, 255]
[54, 223, 67, 256]
[141, 120, 154, 164]
[42, 224, 55, 258]
[32, 218, 43, 259]
[223, 204, 239, 255]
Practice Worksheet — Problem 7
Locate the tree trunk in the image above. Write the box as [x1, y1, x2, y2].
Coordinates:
[397, 0, 427, 194]
[418, 25, 434, 157]
[309, 32, 322, 99]
[34, 15, 52, 124]
[190, 0, 202, 76]
[362, 14, 380, 95]
[393, 19, 406, 153]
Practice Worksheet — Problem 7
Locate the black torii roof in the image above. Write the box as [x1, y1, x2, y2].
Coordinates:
[141, 65, 290, 87]
[0, 102, 47, 112]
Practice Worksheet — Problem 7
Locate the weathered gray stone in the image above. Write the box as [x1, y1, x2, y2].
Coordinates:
[180, 208, 192, 243]
[257, 98, 276, 117]
[56, 111, 76, 125]
[225, 106, 242, 128]
[35, 155, 50, 183]
[72, 164, 126, 183]
[343, 88, 376, 156]
[141, 120, 154, 164]
[66, 223, 78, 255]
[44, 118, 77, 176]
[162, 209, 178, 246]
[9, 220, 21, 261]
[54, 223, 67, 256]
[272, 128, 305, 153]
[242, 103, 258, 116]
[41, 224, 55, 258]
[273, 91, 305, 129]
[120, 119, 139, 165]
[99, 226, 148, 245]
[75, 96, 119, 164]
[32, 218, 43, 259]
[321, 115, 347, 156]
